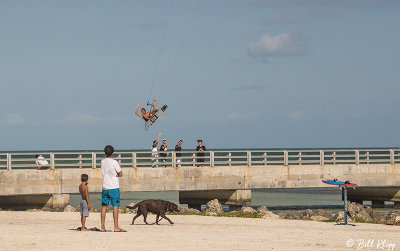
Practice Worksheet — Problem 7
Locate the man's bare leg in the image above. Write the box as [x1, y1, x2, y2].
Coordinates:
[101, 205, 107, 231]
[113, 206, 126, 231]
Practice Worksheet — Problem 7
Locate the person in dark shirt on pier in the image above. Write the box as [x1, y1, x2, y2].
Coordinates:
[195, 139, 206, 167]
[175, 140, 183, 167]
[160, 139, 169, 168]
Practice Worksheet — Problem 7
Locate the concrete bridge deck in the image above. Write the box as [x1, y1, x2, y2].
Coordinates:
[1, 163, 400, 210]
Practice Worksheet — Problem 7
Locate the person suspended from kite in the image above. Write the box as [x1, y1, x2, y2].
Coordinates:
[136, 100, 159, 122]
[135, 99, 168, 130]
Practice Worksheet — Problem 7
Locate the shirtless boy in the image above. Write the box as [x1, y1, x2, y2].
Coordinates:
[79, 174, 92, 231]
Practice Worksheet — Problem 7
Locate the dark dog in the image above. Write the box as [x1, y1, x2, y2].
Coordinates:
[127, 199, 180, 225]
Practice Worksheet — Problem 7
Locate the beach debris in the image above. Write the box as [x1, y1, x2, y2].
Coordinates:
[240, 206, 256, 214]
[315, 209, 333, 219]
[257, 206, 279, 219]
[384, 211, 400, 225]
[178, 206, 201, 214]
[284, 209, 333, 221]
[310, 215, 329, 221]
[205, 199, 223, 215]
[64, 205, 77, 212]
[206, 212, 218, 216]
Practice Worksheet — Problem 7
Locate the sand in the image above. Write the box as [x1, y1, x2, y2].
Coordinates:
[0, 211, 398, 251]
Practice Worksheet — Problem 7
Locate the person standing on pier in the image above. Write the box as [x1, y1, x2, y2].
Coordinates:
[196, 139, 206, 167]
[100, 145, 126, 232]
[152, 132, 161, 168]
[175, 140, 183, 167]
[160, 139, 169, 168]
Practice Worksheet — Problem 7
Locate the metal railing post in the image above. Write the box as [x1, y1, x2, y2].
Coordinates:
[172, 152, 176, 168]
[133, 152, 136, 168]
[117, 153, 121, 164]
[6, 153, 11, 170]
[390, 149, 394, 164]
[320, 150, 324, 166]
[284, 150, 288, 166]
[50, 153, 55, 170]
[355, 150, 359, 165]
[298, 152, 302, 166]
[92, 152, 96, 169]
[247, 151, 251, 166]
[263, 152, 267, 166]
[333, 151, 336, 165]
[192, 153, 196, 167]
[228, 152, 232, 166]
[78, 154, 82, 168]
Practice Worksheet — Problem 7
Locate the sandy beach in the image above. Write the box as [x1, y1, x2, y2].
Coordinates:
[0, 211, 398, 251]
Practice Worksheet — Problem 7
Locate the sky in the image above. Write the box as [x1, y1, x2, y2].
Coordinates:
[1, 0, 400, 151]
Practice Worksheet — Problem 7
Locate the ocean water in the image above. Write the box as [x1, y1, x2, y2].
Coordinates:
[70, 188, 344, 212]
[70, 187, 398, 214]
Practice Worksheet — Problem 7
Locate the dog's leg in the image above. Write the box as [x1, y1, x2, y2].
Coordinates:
[155, 214, 160, 225]
[131, 213, 141, 225]
[143, 211, 150, 224]
[160, 213, 174, 225]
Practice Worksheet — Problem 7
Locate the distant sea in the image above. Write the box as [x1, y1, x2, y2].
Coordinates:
[70, 188, 397, 214]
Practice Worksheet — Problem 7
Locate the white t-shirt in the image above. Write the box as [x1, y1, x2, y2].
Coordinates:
[101, 158, 122, 190]
[152, 147, 158, 158]
[36, 156, 49, 166]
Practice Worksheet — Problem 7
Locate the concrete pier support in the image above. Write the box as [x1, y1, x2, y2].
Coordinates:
[0, 194, 69, 211]
[50, 194, 70, 211]
[371, 200, 385, 208]
[347, 186, 400, 204]
[179, 189, 251, 210]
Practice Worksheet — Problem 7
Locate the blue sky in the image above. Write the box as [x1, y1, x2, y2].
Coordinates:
[1, 0, 399, 150]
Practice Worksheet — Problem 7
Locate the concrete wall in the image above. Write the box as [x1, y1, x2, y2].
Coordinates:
[1, 164, 400, 196]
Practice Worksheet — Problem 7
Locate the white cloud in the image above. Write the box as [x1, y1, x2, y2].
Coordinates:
[288, 110, 305, 120]
[248, 32, 304, 59]
[57, 112, 101, 126]
[3, 113, 24, 125]
[228, 112, 258, 120]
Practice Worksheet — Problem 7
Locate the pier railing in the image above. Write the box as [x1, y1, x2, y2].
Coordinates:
[0, 149, 399, 170]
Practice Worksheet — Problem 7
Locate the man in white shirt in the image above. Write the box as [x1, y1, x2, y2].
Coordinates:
[35, 154, 49, 170]
[100, 145, 126, 232]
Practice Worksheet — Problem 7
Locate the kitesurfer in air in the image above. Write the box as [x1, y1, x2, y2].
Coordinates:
[135, 101, 159, 121]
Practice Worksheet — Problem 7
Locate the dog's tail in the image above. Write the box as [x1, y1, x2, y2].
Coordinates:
[126, 202, 140, 210]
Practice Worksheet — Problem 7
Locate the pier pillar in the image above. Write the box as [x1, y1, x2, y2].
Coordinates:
[179, 189, 251, 211]
[371, 200, 385, 208]
[50, 194, 70, 211]
[0, 194, 69, 211]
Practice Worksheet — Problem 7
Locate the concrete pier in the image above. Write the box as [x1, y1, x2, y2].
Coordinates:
[179, 189, 251, 210]
[1, 163, 400, 210]
[347, 186, 400, 208]
[0, 194, 69, 211]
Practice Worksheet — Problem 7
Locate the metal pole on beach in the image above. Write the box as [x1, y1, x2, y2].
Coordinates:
[343, 186, 348, 225]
